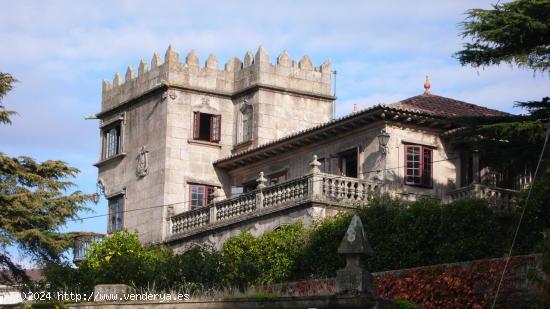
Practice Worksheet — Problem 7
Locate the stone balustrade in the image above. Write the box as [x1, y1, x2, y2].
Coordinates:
[320, 174, 379, 203]
[447, 184, 519, 213]
[170, 172, 378, 236]
[73, 232, 105, 263]
[263, 176, 310, 208]
[171, 205, 211, 234]
[216, 191, 257, 221]
[171, 175, 521, 236]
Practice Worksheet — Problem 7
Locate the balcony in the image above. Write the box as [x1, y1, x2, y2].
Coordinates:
[73, 232, 105, 264]
[170, 171, 380, 238]
[446, 184, 519, 214]
[169, 160, 522, 240]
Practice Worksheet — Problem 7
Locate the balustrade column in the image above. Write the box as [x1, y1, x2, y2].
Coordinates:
[256, 172, 267, 208]
[210, 187, 223, 223]
[166, 205, 174, 238]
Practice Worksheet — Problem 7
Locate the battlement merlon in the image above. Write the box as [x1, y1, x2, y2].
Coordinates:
[100, 46, 333, 113]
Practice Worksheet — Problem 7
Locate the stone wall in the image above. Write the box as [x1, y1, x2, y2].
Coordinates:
[383, 123, 458, 200]
[252, 254, 543, 307]
[96, 94, 168, 244]
[169, 203, 341, 252]
[254, 90, 332, 145]
[163, 91, 234, 218]
[99, 46, 333, 129]
[66, 295, 394, 309]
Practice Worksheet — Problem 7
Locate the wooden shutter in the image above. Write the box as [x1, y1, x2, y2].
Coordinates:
[211, 115, 221, 142]
[422, 147, 433, 187]
[193, 112, 200, 139]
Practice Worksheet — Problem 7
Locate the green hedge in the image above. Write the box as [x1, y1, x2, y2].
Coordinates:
[222, 224, 307, 289]
[42, 187, 550, 290]
[296, 196, 506, 279]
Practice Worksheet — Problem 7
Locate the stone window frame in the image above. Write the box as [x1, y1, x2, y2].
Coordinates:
[236, 99, 253, 145]
[188, 183, 216, 210]
[100, 115, 125, 161]
[107, 193, 125, 234]
[404, 143, 433, 188]
[193, 112, 222, 143]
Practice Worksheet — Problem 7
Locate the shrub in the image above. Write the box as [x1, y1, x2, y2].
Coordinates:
[299, 212, 350, 278]
[43, 193, 548, 294]
[528, 229, 550, 306]
[221, 230, 260, 290]
[78, 231, 168, 288]
[222, 224, 307, 288]
[254, 223, 307, 284]
[437, 198, 504, 262]
[163, 243, 224, 290]
[514, 174, 550, 255]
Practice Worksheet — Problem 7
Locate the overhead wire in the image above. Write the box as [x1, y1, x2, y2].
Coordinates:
[490, 124, 550, 308]
[68, 142, 542, 223]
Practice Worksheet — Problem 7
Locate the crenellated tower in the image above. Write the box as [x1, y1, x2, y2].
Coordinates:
[95, 46, 334, 244]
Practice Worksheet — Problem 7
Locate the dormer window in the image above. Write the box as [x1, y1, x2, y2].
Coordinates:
[193, 112, 221, 143]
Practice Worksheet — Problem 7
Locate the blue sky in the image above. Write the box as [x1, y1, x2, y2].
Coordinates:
[1, 0, 549, 264]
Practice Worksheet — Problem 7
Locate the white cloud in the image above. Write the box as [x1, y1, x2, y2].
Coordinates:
[1, 0, 548, 234]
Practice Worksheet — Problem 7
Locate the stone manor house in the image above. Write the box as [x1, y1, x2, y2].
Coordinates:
[81, 46, 526, 257]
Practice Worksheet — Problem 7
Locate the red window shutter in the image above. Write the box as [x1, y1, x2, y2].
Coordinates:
[422, 148, 433, 187]
[218, 115, 222, 139]
[211, 115, 221, 142]
[404, 145, 408, 184]
[193, 112, 200, 140]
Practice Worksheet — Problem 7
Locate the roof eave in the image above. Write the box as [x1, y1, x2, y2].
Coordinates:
[214, 106, 456, 169]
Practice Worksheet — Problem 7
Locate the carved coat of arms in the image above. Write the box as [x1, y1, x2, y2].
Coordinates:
[136, 146, 149, 177]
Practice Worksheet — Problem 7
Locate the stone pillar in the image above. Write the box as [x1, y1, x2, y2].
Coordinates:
[165, 205, 174, 238]
[93, 284, 130, 301]
[212, 187, 224, 202]
[336, 214, 374, 295]
[210, 187, 223, 223]
[309, 155, 323, 198]
[256, 172, 267, 208]
[256, 172, 268, 189]
[309, 155, 322, 173]
[472, 149, 480, 184]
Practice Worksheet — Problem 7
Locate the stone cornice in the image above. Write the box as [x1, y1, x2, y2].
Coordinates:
[95, 82, 336, 119]
[214, 106, 457, 169]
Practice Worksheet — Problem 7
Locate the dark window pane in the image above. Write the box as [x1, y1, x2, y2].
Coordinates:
[198, 113, 212, 141]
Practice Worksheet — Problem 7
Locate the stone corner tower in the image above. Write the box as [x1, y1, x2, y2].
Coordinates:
[95, 45, 334, 244]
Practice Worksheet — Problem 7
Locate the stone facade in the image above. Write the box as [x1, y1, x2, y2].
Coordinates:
[95, 46, 514, 249]
[96, 46, 333, 244]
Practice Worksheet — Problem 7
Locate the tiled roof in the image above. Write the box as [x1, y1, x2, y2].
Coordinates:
[214, 105, 449, 166]
[214, 94, 508, 166]
[0, 269, 44, 285]
[390, 94, 509, 117]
